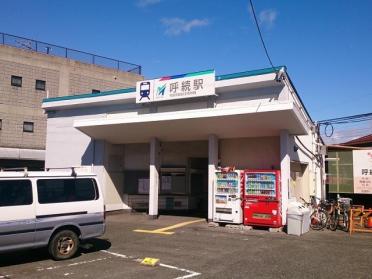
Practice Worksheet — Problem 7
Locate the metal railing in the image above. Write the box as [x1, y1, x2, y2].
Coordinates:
[0, 32, 141, 75]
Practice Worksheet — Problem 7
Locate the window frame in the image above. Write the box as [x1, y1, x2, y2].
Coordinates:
[0, 179, 33, 207]
[23, 121, 34, 133]
[36, 178, 99, 204]
[35, 79, 46, 91]
[11, 75, 22, 87]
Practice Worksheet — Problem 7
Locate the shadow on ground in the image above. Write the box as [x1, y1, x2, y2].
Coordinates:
[0, 238, 111, 267]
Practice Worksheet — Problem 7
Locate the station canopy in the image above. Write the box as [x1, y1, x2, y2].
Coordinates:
[74, 102, 307, 144]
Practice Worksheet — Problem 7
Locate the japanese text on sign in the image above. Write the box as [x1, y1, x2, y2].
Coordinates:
[353, 150, 372, 194]
[136, 70, 215, 103]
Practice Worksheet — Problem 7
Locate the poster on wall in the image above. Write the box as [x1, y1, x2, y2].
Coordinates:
[138, 178, 149, 194]
[136, 70, 215, 104]
[353, 150, 372, 194]
[161, 176, 172, 191]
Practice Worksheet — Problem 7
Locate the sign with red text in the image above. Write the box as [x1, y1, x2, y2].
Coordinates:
[353, 150, 372, 194]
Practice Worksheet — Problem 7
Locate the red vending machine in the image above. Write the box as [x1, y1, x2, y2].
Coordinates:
[243, 170, 282, 228]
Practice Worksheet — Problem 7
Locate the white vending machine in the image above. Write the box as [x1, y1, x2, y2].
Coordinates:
[213, 170, 243, 224]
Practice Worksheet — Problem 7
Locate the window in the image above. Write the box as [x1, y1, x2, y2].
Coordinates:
[35, 80, 46, 91]
[23, 121, 34, 133]
[92, 89, 100, 94]
[0, 180, 33, 207]
[37, 178, 98, 204]
[11, 75, 22, 87]
[0, 119, 2, 130]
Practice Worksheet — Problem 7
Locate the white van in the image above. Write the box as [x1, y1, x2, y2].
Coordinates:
[0, 168, 105, 260]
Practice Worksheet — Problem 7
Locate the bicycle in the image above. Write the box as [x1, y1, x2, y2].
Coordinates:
[325, 199, 337, 231]
[329, 197, 352, 232]
[301, 196, 328, 230]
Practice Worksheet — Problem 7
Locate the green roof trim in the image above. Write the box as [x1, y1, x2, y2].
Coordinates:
[184, 69, 214, 77]
[43, 66, 286, 103]
[215, 66, 285, 81]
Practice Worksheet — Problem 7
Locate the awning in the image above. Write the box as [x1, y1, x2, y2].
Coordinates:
[74, 101, 308, 144]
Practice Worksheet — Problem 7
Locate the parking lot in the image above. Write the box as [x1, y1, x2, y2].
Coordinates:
[1, 212, 371, 279]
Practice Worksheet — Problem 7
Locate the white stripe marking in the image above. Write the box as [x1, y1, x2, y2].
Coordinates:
[100, 250, 131, 259]
[37, 257, 109, 272]
[101, 250, 201, 279]
[159, 263, 201, 279]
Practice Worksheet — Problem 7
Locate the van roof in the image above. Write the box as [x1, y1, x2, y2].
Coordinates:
[0, 170, 96, 178]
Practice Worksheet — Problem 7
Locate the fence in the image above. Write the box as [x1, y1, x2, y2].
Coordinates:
[0, 32, 141, 75]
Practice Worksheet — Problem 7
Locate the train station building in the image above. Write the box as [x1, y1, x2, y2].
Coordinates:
[42, 66, 324, 225]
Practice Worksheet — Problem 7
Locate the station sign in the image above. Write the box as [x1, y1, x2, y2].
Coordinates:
[136, 70, 215, 103]
[353, 150, 372, 194]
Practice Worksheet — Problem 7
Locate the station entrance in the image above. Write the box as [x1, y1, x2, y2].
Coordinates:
[121, 141, 209, 218]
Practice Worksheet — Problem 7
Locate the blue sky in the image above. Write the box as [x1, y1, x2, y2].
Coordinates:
[0, 0, 371, 132]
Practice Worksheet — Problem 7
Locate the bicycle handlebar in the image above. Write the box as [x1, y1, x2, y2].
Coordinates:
[300, 197, 311, 206]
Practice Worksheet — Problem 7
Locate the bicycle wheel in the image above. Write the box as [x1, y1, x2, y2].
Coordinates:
[329, 213, 337, 231]
[342, 212, 349, 232]
[310, 209, 327, 230]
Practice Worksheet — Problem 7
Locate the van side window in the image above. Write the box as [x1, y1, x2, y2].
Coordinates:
[37, 178, 98, 204]
[0, 180, 33, 207]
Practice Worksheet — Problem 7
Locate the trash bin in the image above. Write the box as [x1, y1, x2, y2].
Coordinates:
[287, 204, 310, 236]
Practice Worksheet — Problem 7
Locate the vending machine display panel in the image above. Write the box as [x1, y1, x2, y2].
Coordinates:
[213, 170, 243, 224]
[243, 170, 282, 228]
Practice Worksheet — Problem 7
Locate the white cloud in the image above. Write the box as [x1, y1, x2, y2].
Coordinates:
[258, 9, 277, 28]
[136, 0, 161, 8]
[161, 17, 209, 36]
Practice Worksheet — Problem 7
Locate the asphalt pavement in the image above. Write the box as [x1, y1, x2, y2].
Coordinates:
[0, 212, 371, 279]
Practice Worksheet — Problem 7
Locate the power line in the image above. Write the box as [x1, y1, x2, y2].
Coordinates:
[317, 112, 372, 137]
[329, 133, 371, 139]
[320, 127, 372, 135]
[249, 0, 276, 71]
[318, 112, 372, 125]
[320, 126, 372, 135]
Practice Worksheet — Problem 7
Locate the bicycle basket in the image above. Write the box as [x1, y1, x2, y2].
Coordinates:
[338, 198, 353, 210]
[339, 198, 352, 205]
[340, 202, 351, 212]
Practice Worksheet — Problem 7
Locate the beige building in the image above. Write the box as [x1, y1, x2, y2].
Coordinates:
[0, 33, 142, 169]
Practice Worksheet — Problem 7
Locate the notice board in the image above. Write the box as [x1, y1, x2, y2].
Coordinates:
[353, 150, 372, 194]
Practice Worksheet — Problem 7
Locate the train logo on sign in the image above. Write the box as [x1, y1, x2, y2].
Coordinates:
[136, 70, 215, 103]
[139, 81, 151, 101]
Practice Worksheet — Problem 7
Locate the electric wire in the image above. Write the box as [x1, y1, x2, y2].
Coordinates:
[249, 0, 276, 71]
[249, 1, 325, 166]
[329, 130, 372, 138]
[318, 112, 372, 125]
[249, 0, 372, 140]
[322, 127, 372, 138]
[317, 112, 372, 137]
[324, 123, 334, 137]
[295, 136, 322, 164]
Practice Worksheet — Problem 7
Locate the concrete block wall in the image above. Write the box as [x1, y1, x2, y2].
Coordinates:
[0, 112, 46, 150]
[0, 58, 58, 150]
[0, 44, 142, 152]
[69, 73, 133, 95]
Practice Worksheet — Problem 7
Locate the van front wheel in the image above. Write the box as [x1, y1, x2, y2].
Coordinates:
[49, 230, 79, 260]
